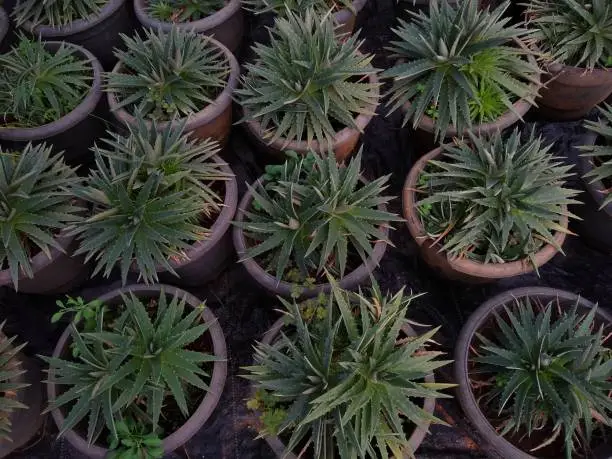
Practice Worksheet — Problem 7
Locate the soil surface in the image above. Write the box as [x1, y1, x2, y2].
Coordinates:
[2, 1, 611, 458]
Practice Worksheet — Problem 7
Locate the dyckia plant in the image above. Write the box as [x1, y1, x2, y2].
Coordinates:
[0, 143, 81, 289]
[580, 103, 612, 208]
[13, 0, 107, 27]
[146, 0, 225, 22]
[416, 128, 579, 267]
[474, 297, 612, 458]
[383, 0, 541, 140]
[0, 323, 28, 442]
[244, 279, 453, 459]
[237, 150, 401, 281]
[236, 8, 379, 149]
[244, 0, 354, 16]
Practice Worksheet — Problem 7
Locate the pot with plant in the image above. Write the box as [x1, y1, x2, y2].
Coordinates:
[243, 0, 368, 37]
[233, 150, 401, 300]
[71, 116, 237, 286]
[0, 142, 87, 294]
[106, 26, 239, 145]
[133, 0, 244, 53]
[12, 0, 133, 69]
[383, 0, 542, 151]
[0, 323, 43, 458]
[455, 286, 612, 459]
[236, 8, 380, 163]
[244, 279, 453, 458]
[403, 128, 579, 283]
[574, 104, 612, 253]
[0, 35, 104, 168]
[525, 0, 612, 120]
[44, 284, 228, 458]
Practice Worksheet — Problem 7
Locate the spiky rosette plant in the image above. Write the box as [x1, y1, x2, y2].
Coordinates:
[12, 0, 107, 27]
[0, 323, 28, 442]
[243, 0, 353, 16]
[383, 0, 541, 140]
[525, 0, 612, 70]
[244, 279, 453, 459]
[236, 150, 402, 281]
[0, 36, 93, 128]
[416, 128, 579, 266]
[236, 8, 379, 149]
[146, 0, 226, 22]
[0, 143, 82, 290]
[106, 26, 229, 122]
[580, 103, 612, 208]
[43, 290, 219, 446]
[473, 297, 612, 458]
[71, 118, 229, 284]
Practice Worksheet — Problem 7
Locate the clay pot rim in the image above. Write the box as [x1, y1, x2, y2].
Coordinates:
[132, 156, 238, 275]
[133, 0, 241, 31]
[577, 131, 612, 218]
[333, 0, 368, 23]
[242, 71, 380, 156]
[107, 36, 240, 131]
[46, 283, 228, 458]
[402, 145, 568, 279]
[232, 175, 389, 299]
[454, 286, 612, 459]
[543, 62, 612, 87]
[257, 317, 436, 459]
[20, 0, 126, 36]
[0, 42, 103, 142]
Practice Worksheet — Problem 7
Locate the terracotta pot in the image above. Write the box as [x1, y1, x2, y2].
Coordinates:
[0, 230, 88, 294]
[455, 287, 612, 459]
[47, 284, 228, 458]
[0, 41, 104, 169]
[0, 8, 8, 50]
[257, 318, 436, 459]
[133, 0, 244, 52]
[130, 157, 238, 285]
[403, 146, 568, 283]
[18, 0, 133, 69]
[537, 64, 612, 120]
[333, 0, 368, 36]
[570, 132, 612, 253]
[232, 176, 389, 300]
[0, 337, 43, 459]
[107, 37, 239, 145]
[242, 72, 379, 163]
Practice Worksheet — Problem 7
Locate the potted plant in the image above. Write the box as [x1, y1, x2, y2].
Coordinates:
[525, 0, 612, 120]
[243, 279, 453, 458]
[236, 8, 380, 162]
[12, 0, 133, 68]
[233, 150, 401, 300]
[71, 116, 237, 286]
[0, 323, 43, 458]
[0, 142, 86, 294]
[133, 0, 244, 53]
[455, 287, 612, 458]
[243, 0, 368, 37]
[403, 128, 579, 283]
[43, 284, 228, 458]
[383, 0, 541, 148]
[0, 35, 104, 167]
[574, 104, 612, 253]
[105, 26, 239, 145]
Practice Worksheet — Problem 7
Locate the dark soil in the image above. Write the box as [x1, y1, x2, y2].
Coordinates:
[2, 1, 611, 459]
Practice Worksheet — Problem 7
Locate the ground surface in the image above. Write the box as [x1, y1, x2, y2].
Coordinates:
[2, 1, 611, 458]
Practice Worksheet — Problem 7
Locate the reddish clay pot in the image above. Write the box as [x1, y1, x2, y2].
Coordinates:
[333, 0, 368, 36]
[140, 157, 238, 286]
[232, 176, 389, 300]
[133, 0, 244, 52]
[47, 284, 228, 459]
[242, 73, 379, 163]
[18, 0, 133, 69]
[107, 37, 240, 145]
[257, 318, 436, 459]
[455, 287, 612, 459]
[537, 64, 612, 120]
[403, 146, 568, 283]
